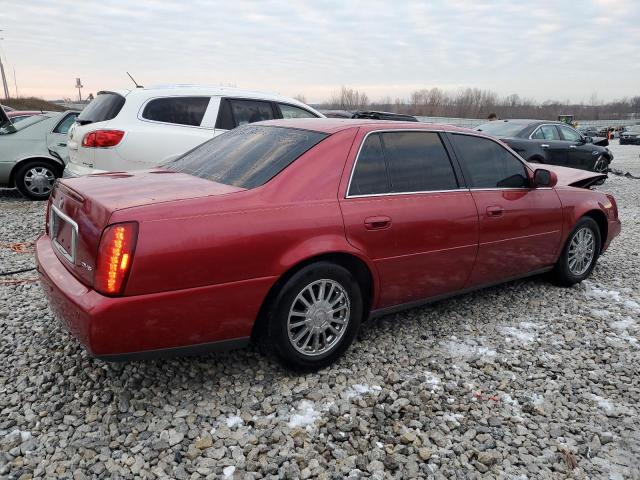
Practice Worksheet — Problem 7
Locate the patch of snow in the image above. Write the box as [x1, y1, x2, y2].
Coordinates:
[443, 340, 497, 359]
[345, 383, 382, 399]
[584, 281, 622, 302]
[288, 400, 321, 429]
[502, 394, 519, 406]
[610, 318, 635, 330]
[223, 466, 236, 478]
[623, 300, 640, 311]
[225, 415, 243, 428]
[531, 393, 544, 406]
[590, 394, 615, 413]
[424, 372, 441, 391]
[442, 413, 464, 426]
[501, 325, 536, 343]
[375, 441, 383, 448]
[591, 309, 611, 319]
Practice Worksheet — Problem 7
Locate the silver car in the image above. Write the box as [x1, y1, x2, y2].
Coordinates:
[0, 108, 79, 199]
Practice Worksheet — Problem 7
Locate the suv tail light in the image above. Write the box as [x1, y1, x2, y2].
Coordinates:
[94, 222, 138, 296]
[82, 130, 125, 148]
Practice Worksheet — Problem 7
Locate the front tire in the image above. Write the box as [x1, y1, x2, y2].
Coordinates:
[265, 262, 363, 371]
[14, 160, 60, 200]
[553, 217, 601, 287]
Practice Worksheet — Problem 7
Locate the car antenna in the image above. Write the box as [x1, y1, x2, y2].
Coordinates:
[126, 72, 143, 88]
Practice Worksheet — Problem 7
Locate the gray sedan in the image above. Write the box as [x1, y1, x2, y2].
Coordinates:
[0, 109, 79, 199]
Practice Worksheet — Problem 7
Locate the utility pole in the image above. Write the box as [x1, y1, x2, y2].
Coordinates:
[0, 31, 10, 100]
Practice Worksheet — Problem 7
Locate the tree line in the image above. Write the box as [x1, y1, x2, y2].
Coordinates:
[315, 86, 640, 121]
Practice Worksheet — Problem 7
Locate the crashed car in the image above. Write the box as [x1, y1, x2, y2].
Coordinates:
[476, 119, 612, 177]
[0, 107, 79, 199]
[36, 119, 620, 369]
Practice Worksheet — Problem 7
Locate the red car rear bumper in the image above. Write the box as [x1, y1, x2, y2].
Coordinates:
[35, 235, 275, 359]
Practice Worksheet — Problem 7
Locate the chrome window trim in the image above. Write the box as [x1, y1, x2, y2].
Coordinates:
[49, 205, 79, 264]
[344, 128, 450, 199]
[347, 188, 469, 199]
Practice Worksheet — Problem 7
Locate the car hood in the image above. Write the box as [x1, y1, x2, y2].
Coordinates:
[541, 164, 607, 188]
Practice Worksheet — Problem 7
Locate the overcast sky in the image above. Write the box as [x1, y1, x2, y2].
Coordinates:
[1, 0, 639, 103]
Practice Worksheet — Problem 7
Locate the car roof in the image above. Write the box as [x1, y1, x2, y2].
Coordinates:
[255, 118, 476, 135]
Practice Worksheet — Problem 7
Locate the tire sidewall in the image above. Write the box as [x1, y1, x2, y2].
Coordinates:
[556, 217, 601, 285]
[15, 161, 60, 200]
[268, 262, 363, 370]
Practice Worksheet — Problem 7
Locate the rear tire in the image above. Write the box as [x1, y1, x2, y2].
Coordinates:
[264, 262, 363, 371]
[14, 160, 60, 200]
[552, 217, 601, 287]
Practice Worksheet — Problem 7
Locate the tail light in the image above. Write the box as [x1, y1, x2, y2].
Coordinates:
[82, 130, 125, 148]
[94, 222, 138, 295]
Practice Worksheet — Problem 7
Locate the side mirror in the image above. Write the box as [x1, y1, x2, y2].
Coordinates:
[533, 168, 557, 188]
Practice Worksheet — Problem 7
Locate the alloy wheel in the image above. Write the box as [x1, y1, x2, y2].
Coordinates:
[286, 279, 350, 357]
[567, 227, 595, 276]
[24, 167, 55, 196]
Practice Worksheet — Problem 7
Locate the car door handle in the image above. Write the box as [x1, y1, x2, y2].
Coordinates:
[364, 216, 392, 230]
[58, 143, 67, 147]
[541, 144, 550, 148]
[486, 206, 504, 218]
[569, 145, 577, 149]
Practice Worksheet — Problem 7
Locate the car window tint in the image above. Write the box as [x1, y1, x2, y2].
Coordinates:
[531, 128, 545, 139]
[348, 134, 388, 196]
[538, 125, 560, 140]
[142, 97, 210, 127]
[279, 103, 318, 119]
[452, 134, 529, 189]
[229, 99, 275, 126]
[165, 125, 327, 189]
[558, 125, 582, 142]
[77, 92, 125, 124]
[381, 131, 458, 193]
[215, 98, 235, 130]
[53, 113, 79, 134]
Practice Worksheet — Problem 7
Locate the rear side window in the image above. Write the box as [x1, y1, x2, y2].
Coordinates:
[142, 97, 210, 126]
[53, 113, 79, 134]
[77, 93, 125, 125]
[279, 103, 318, 119]
[382, 132, 458, 193]
[229, 99, 275, 126]
[452, 134, 529, 188]
[165, 125, 327, 189]
[349, 134, 388, 196]
[532, 125, 560, 140]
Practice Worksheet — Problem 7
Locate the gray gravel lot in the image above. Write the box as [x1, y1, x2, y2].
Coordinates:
[1, 143, 639, 479]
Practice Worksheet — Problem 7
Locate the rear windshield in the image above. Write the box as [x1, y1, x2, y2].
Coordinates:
[475, 121, 528, 137]
[77, 92, 125, 125]
[165, 125, 328, 189]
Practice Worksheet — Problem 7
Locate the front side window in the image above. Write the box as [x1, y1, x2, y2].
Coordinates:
[558, 125, 582, 142]
[452, 134, 529, 189]
[230, 99, 275, 126]
[532, 125, 560, 140]
[165, 125, 327, 189]
[279, 103, 318, 119]
[142, 97, 210, 126]
[348, 131, 458, 196]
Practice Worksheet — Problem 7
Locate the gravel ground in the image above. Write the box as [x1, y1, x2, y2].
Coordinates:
[1, 143, 639, 480]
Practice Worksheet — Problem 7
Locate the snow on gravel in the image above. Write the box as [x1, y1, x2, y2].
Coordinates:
[1, 142, 639, 478]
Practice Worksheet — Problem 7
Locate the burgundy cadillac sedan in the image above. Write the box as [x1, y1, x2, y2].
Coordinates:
[36, 119, 621, 369]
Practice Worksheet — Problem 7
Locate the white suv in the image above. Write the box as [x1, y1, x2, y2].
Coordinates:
[64, 85, 323, 176]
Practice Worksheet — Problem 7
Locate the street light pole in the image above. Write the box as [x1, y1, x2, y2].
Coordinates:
[0, 31, 10, 100]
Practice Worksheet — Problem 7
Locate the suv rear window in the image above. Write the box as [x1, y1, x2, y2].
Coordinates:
[77, 92, 125, 125]
[165, 125, 327, 189]
[142, 97, 210, 127]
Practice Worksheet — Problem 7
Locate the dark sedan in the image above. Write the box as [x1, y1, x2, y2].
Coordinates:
[476, 120, 612, 175]
[620, 125, 640, 145]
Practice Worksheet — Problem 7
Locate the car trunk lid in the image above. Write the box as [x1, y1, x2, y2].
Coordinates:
[48, 170, 245, 286]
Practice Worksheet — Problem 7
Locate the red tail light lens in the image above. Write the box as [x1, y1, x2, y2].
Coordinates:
[82, 130, 125, 148]
[94, 222, 138, 295]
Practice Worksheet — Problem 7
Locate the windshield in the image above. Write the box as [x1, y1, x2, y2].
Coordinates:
[629, 125, 640, 133]
[0, 114, 48, 135]
[475, 121, 528, 137]
[165, 125, 328, 189]
[77, 92, 125, 125]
